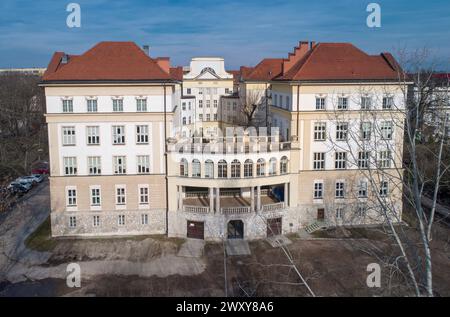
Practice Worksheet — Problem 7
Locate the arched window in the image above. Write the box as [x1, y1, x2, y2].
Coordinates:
[257, 159, 265, 177]
[192, 159, 201, 178]
[244, 159, 253, 178]
[231, 159, 241, 178]
[218, 160, 228, 178]
[205, 160, 214, 178]
[180, 159, 188, 177]
[280, 156, 288, 175]
[269, 157, 277, 175]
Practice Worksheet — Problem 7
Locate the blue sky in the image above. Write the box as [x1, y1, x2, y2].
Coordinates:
[0, 0, 449, 70]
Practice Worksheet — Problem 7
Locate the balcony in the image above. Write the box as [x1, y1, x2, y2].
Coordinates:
[180, 186, 287, 215]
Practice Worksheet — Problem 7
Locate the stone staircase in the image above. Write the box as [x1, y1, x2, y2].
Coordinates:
[304, 221, 326, 234]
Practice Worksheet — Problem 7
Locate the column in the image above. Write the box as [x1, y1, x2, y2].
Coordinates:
[256, 186, 261, 212]
[284, 183, 289, 207]
[215, 188, 221, 214]
[250, 187, 255, 212]
[178, 186, 183, 211]
[209, 187, 214, 213]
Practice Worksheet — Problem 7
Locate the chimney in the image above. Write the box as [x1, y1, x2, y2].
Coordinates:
[282, 41, 313, 75]
[155, 57, 170, 74]
[142, 45, 150, 56]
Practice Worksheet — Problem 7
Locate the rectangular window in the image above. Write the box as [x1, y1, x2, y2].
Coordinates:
[87, 99, 98, 112]
[214, 114, 218, 121]
[316, 97, 326, 110]
[118, 215, 126, 226]
[141, 214, 149, 225]
[67, 188, 77, 206]
[112, 126, 126, 144]
[69, 216, 77, 228]
[91, 187, 101, 206]
[338, 97, 348, 110]
[136, 125, 149, 144]
[361, 96, 372, 110]
[313, 153, 326, 170]
[358, 151, 370, 169]
[136, 98, 147, 112]
[383, 96, 394, 109]
[314, 182, 323, 199]
[116, 187, 126, 205]
[206, 114, 211, 121]
[378, 150, 392, 168]
[113, 99, 123, 112]
[62, 126, 76, 146]
[214, 100, 218, 108]
[137, 155, 150, 174]
[381, 121, 393, 140]
[206, 100, 211, 108]
[358, 180, 368, 198]
[336, 122, 348, 141]
[335, 207, 344, 219]
[187, 88, 191, 95]
[182, 102, 186, 111]
[62, 99, 73, 113]
[313, 122, 327, 141]
[199, 100, 203, 108]
[63, 157, 77, 175]
[93, 215, 100, 227]
[199, 114, 203, 121]
[225, 88, 231, 94]
[182, 117, 186, 125]
[335, 181, 345, 198]
[86, 126, 100, 145]
[335, 152, 347, 169]
[88, 156, 101, 175]
[380, 181, 389, 197]
[113, 156, 126, 174]
[139, 187, 149, 205]
[357, 204, 367, 217]
[361, 122, 372, 141]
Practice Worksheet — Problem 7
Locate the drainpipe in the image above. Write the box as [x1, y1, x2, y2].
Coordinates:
[296, 84, 300, 138]
[164, 84, 169, 236]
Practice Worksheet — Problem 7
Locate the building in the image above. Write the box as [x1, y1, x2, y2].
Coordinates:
[0, 67, 46, 76]
[42, 41, 407, 240]
[179, 57, 238, 139]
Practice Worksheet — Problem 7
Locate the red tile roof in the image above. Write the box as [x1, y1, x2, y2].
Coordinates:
[170, 66, 183, 81]
[241, 59, 284, 81]
[277, 43, 401, 81]
[43, 42, 175, 82]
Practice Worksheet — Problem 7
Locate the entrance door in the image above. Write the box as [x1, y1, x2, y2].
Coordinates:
[227, 220, 244, 239]
[267, 218, 282, 237]
[317, 208, 325, 221]
[187, 221, 204, 240]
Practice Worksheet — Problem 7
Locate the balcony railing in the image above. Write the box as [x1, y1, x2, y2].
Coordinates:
[183, 205, 210, 214]
[262, 202, 286, 212]
[221, 206, 252, 215]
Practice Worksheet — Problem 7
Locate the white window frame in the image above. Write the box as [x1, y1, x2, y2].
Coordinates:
[358, 151, 370, 169]
[139, 185, 149, 205]
[336, 122, 348, 141]
[315, 97, 326, 110]
[88, 156, 102, 175]
[136, 98, 148, 112]
[335, 181, 345, 199]
[66, 187, 77, 206]
[112, 125, 126, 145]
[335, 152, 347, 170]
[62, 99, 73, 113]
[137, 155, 150, 174]
[314, 122, 327, 141]
[87, 98, 98, 112]
[86, 126, 100, 145]
[313, 153, 325, 170]
[378, 150, 392, 168]
[69, 216, 77, 228]
[118, 215, 126, 226]
[380, 121, 393, 140]
[63, 157, 77, 175]
[62, 126, 76, 146]
[113, 98, 124, 112]
[93, 215, 100, 227]
[113, 156, 127, 174]
[116, 186, 126, 205]
[90, 186, 101, 206]
[141, 214, 149, 225]
[337, 97, 348, 110]
[314, 181, 324, 199]
[136, 125, 149, 144]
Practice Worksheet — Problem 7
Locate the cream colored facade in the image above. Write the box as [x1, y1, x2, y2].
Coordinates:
[44, 49, 406, 240]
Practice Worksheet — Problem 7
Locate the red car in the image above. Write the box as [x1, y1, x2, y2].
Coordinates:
[31, 161, 49, 175]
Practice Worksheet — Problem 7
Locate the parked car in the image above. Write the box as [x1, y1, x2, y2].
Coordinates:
[31, 174, 45, 183]
[15, 176, 36, 186]
[7, 182, 31, 194]
[31, 161, 49, 175]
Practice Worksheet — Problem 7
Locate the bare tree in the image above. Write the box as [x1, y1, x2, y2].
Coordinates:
[238, 89, 266, 127]
[0, 72, 47, 181]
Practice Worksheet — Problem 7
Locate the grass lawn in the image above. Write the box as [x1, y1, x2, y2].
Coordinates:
[24, 216, 58, 252]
